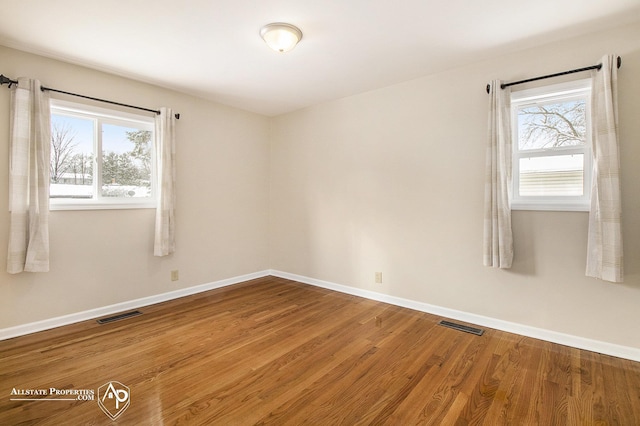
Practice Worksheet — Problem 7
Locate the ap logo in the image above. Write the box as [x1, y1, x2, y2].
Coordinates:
[97, 381, 130, 420]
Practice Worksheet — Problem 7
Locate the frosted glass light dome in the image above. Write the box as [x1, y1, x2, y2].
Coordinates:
[260, 23, 302, 53]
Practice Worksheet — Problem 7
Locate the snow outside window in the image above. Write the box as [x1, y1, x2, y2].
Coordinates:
[49, 100, 156, 210]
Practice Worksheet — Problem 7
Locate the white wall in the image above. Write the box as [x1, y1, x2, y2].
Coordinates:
[0, 45, 270, 329]
[269, 22, 640, 349]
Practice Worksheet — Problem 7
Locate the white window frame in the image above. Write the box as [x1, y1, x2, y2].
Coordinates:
[49, 99, 157, 211]
[510, 79, 592, 212]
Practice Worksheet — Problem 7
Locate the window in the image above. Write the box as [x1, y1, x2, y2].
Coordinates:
[49, 100, 156, 210]
[510, 79, 592, 211]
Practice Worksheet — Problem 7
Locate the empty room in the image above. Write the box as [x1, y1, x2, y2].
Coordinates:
[1, 1, 639, 424]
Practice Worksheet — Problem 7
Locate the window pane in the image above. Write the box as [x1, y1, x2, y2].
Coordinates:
[517, 100, 586, 150]
[50, 114, 94, 199]
[519, 154, 584, 196]
[101, 124, 152, 198]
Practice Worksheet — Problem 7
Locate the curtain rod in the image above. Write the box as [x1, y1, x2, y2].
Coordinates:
[485, 56, 622, 94]
[0, 74, 180, 119]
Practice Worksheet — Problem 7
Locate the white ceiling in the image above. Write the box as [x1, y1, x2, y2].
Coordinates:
[1, 0, 638, 116]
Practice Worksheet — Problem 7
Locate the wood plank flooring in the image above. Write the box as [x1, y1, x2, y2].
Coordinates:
[1, 276, 639, 425]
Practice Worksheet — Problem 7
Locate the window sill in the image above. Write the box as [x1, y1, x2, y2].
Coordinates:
[511, 202, 590, 212]
[50, 201, 156, 211]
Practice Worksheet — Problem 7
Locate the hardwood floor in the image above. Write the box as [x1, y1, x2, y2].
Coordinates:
[1, 276, 639, 425]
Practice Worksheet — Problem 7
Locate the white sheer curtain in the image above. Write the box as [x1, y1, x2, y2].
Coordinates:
[154, 107, 176, 256]
[483, 80, 513, 268]
[586, 55, 623, 282]
[7, 78, 51, 273]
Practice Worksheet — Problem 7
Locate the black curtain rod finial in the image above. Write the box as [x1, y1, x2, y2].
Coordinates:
[0, 74, 18, 88]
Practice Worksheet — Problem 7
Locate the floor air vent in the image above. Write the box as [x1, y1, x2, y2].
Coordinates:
[97, 310, 142, 324]
[438, 320, 484, 336]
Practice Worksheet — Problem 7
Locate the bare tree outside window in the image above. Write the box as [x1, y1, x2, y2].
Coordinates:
[518, 100, 586, 150]
[50, 122, 79, 183]
[69, 153, 93, 185]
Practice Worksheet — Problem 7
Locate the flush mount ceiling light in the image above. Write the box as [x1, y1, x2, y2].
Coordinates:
[260, 23, 302, 53]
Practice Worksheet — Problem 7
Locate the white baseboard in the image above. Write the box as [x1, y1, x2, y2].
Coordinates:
[0, 270, 271, 341]
[4, 269, 639, 362]
[269, 269, 640, 362]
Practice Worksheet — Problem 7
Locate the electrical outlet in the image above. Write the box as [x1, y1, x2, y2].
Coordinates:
[171, 270, 179, 281]
[375, 272, 383, 284]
